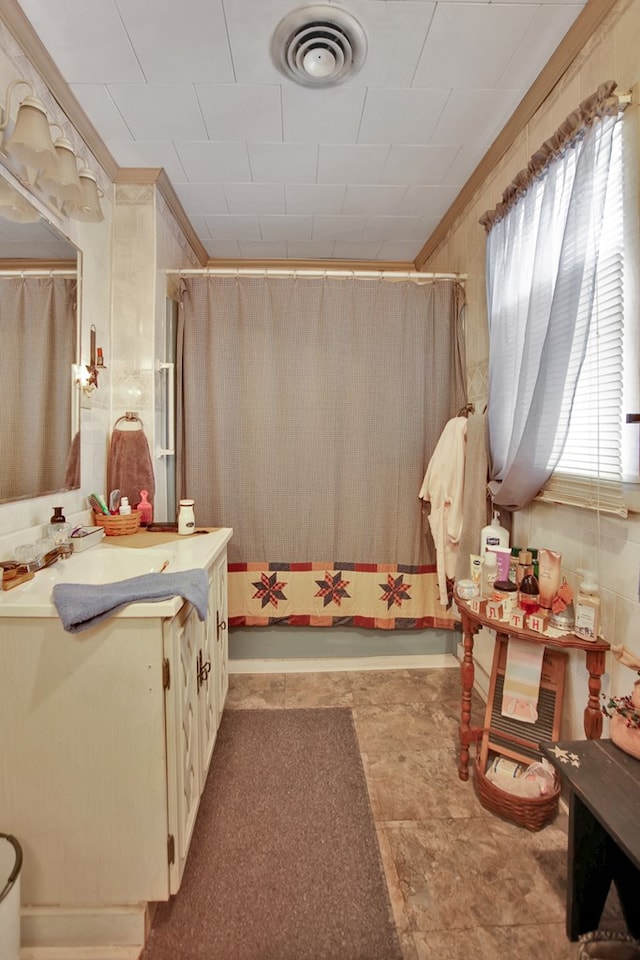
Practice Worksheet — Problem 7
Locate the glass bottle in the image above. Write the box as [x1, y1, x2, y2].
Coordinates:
[517, 550, 540, 614]
[178, 498, 196, 535]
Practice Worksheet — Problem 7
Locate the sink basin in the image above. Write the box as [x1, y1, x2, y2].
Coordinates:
[8, 544, 175, 594]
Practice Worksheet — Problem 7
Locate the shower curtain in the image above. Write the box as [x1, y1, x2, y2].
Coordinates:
[0, 276, 77, 502]
[178, 275, 466, 629]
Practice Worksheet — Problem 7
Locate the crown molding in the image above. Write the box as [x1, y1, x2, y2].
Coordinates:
[413, 0, 620, 270]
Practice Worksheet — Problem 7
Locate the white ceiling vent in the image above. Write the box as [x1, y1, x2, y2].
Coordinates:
[271, 5, 367, 87]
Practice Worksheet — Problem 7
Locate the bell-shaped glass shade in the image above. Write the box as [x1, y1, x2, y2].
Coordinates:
[64, 167, 104, 223]
[38, 137, 82, 202]
[3, 95, 57, 172]
[0, 179, 41, 222]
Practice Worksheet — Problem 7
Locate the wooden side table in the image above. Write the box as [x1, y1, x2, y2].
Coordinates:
[541, 738, 640, 941]
[454, 596, 610, 781]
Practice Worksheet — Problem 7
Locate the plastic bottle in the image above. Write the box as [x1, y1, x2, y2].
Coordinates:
[480, 511, 509, 557]
[136, 490, 153, 526]
[482, 550, 497, 598]
[574, 570, 600, 642]
[178, 498, 196, 535]
[119, 496, 132, 516]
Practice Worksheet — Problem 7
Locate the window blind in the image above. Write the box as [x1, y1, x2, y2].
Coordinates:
[537, 118, 629, 516]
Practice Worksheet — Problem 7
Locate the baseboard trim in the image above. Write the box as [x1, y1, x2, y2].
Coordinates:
[229, 653, 459, 673]
[20, 904, 149, 959]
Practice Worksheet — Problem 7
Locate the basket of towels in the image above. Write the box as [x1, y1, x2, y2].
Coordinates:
[93, 511, 141, 536]
[473, 733, 560, 832]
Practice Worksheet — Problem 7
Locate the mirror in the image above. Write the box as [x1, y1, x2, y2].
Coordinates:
[0, 177, 80, 504]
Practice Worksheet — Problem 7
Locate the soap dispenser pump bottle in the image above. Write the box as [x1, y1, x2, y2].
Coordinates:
[480, 510, 509, 557]
[50, 506, 66, 524]
[574, 569, 600, 642]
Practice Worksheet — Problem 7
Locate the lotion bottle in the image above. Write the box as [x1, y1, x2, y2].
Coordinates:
[480, 511, 509, 556]
[178, 499, 196, 535]
[573, 570, 600, 642]
[119, 496, 131, 516]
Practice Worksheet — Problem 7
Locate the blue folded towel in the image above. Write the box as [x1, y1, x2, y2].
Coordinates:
[52, 569, 209, 634]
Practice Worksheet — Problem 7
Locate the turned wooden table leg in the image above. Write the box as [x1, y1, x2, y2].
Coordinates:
[459, 625, 475, 781]
[584, 649, 606, 739]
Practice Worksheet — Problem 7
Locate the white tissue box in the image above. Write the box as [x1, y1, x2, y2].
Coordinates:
[70, 526, 105, 552]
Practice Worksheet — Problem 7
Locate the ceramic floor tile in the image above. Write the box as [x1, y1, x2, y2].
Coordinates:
[224, 672, 285, 708]
[348, 669, 425, 706]
[407, 667, 461, 702]
[283, 670, 353, 707]
[354, 702, 459, 755]
[366, 748, 489, 822]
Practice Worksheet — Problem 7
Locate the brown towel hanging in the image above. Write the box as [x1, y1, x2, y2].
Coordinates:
[107, 414, 155, 509]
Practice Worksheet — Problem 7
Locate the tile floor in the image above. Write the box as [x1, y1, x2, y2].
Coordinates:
[225, 667, 626, 960]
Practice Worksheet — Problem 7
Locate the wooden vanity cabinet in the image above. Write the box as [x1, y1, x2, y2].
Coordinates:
[0, 538, 230, 955]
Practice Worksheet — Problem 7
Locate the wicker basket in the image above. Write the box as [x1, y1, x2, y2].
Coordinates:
[472, 735, 560, 831]
[93, 510, 141, 536]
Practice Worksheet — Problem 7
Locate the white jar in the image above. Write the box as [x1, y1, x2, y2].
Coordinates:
[178, 499, 195, 535]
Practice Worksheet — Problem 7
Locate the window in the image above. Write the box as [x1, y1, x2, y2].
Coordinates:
[482, 85, 637, 514]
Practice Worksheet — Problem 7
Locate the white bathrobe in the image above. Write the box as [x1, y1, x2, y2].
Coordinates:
[419, 416, 467, 607]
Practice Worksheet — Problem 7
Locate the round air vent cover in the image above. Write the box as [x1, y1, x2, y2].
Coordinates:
[271, 5, 367, 87]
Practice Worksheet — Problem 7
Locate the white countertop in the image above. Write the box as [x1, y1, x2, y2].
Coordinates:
[0, 527, 233, 619]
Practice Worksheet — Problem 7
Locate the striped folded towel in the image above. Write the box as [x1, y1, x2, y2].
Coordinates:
[501, 638, 545, 724]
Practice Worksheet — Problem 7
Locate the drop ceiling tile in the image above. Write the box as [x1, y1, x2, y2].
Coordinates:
[285, 185, 346, 215]
[107, 84, 208, 140]
[247, 143, 318, 183]
[286, 241, 336, 259]
[343, 185, 408, 216]
[399, 184, 461, 218]
[499, 4, 585, 90]
[70, 84, 134, 140]
[312, 216, 366, 241]
[203, 239, 242, 258]
[412, 2, 537, 89]
[333, 240, 383, 259]
[282, 86, 366, 144]
[174, 142, 251, 183]
[224, 0, 293, 85]
[203, 215, 261, 240]
[361, 217, 431, 242]
[441, 144, 485, 187]
[196, 85, 283, 142]
[107, 141, 187, 182]
[238, 240, 288, 258]
[113, 0, 234, 83]
[173, 182, 229, 216]
[342, 0, 436, 87]
[376, 240, 421, 261]
[430, 88, 525, 146]
[260, 215, 313, 241]
[224, 182, 286, 214]
[380, 144, 460, 185]
[358, 88, 450, 144]
[17, 0, 144, 83]
[317, 145, 389, 185]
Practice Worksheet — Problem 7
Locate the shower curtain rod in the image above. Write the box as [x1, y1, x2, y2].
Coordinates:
[168, 267, 466, 281]
[0, 269, 76, 277]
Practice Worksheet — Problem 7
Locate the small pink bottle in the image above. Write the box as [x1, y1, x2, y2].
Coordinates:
[136, 490, 153, 526]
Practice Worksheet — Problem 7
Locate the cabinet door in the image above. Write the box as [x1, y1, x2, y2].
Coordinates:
[164, 603, 202, 894]
[198, 572, 219, 778]
[212, 549, 229, 722]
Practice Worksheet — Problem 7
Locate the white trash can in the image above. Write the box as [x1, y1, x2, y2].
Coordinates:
[0, 833, 22, 960]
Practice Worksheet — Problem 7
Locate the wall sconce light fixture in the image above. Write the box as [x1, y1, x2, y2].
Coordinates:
[76, 324, 106, 396]
[0, 78, 105, 224]
[0, 178, 41, 222]
[0, 79, 57, 172]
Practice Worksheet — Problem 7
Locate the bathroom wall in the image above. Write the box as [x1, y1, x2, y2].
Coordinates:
[423, 0, 640, 736]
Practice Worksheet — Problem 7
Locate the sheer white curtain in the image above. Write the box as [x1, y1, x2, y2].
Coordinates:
[484, 88, 624, 511]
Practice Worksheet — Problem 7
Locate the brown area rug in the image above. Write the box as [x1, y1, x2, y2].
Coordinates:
[141, 708, 402, 960]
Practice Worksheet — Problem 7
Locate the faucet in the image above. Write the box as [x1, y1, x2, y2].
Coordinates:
[1, 542, 74, 582]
